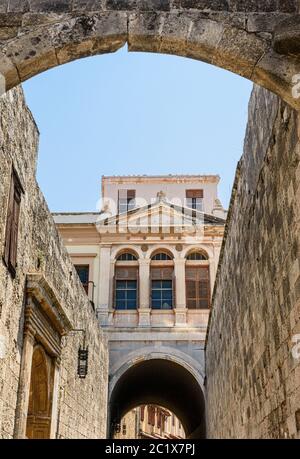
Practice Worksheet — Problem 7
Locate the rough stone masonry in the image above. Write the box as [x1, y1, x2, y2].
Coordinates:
[0, 2, 299, 107]
[206, 85, 300, 439]
[0, 87, 109, 439]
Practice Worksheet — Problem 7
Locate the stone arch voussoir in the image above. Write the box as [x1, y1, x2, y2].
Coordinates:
[0, 9, 299, 108]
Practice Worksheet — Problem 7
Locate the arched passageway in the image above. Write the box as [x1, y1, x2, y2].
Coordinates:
[109, 358, 206, 439]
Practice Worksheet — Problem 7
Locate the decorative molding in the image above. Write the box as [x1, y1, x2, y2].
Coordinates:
[26, 274, 73, 357]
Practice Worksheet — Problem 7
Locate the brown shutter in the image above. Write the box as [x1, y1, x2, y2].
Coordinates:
[186, 189, 203, 198]
[127, 190, 136, 199]
[151, 267, 161, 280]
[9, 191, 21, 271]
[140, 406, 145, 422]
[115, 266, 138, 279]
[148, 406, 155, 426]
[157, 409, 162, 429]
[3, 176, 15, 266]
[186, 279, 197, 309]
[199, 266, 210, 309]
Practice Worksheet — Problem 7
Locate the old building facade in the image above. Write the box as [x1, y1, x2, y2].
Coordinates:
[115, 405, 185, 439]
[54, 174, 226, 438]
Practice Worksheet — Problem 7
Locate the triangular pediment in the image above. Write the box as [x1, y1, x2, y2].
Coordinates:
[100, 200, 225, 232]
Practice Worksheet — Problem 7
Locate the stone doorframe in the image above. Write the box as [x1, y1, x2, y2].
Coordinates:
[14, 273, 72, 439]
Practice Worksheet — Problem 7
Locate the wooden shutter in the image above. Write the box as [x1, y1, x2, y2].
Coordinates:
[140, 406, 145, 422]
[157, 409, 162, 429]
[186, 266, 210, 309]
[9, 190, 21, 272]
[4, 169, 23, 276]
[115, 266, 138, 280]
[148, 406, 155, 426]
[151, 267, 173, 280]
[127, 190, 136, 199]
[3, 176, 15, 266]
[186, 267, 197, 309]
[186, 189, 203, 198]
[199, 266, 210, 309]
[186, 279, 197, 309]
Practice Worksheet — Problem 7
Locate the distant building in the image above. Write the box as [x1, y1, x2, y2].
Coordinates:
[54, 174, 226, 437]
[114, 405, 185, 439]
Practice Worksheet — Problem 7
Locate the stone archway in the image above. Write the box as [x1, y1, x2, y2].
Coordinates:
[26, 346, 54, 439]
[109, 354, 206, 439]
[0, 4, 299, 108]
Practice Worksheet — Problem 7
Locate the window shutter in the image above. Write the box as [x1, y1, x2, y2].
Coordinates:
[3, 177, 15, 266]
[116, 266, 138, 279]
[157, 410, 162, 429]
[186, 279, 197, 309]
[9, 191, 21, 272]
[199, 266, 210, 309]
[140, 406, 145, 422]
[127, 190, 136, 199]
[151, 267, 161, 280]
[186, 189, 203, 198]
[186, 266, 210, 309]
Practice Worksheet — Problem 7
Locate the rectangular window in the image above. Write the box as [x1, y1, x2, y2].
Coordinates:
[186, 266, 210, 309]
[115, 280, 137, 310]
[151, 280, 173, 309]
[186, 189, 204, 211]
[151, 267, 174, 310]
[148, 406, 156, 427]
[114, 266, 138, 310]
[3, 168, 24, 277]
[74, 265, 89, 294]
[118, 189, 136, 214]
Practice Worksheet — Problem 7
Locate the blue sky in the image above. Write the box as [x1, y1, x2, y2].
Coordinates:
[23, 45, 252, 212]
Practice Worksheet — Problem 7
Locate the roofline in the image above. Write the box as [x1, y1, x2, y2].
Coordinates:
[101, 174, 220, 183]
[52, 212, 99, 216]
[101, 200, 226, 225]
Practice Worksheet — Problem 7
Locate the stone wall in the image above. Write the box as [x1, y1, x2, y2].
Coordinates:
[0, 87, 108, 438]
[206, 85, 300, 438]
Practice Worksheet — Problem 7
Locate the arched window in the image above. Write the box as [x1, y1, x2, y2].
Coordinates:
[151, 252, 173, 261]
[151, 251, 174, 310]
[186, 249, 210, 309]
[117, 252, 138, 261]
[114, 252, 138, 310]
[186, 251, 208, 261]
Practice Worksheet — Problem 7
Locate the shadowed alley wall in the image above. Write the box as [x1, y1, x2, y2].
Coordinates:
[206, 85, 300, 439]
